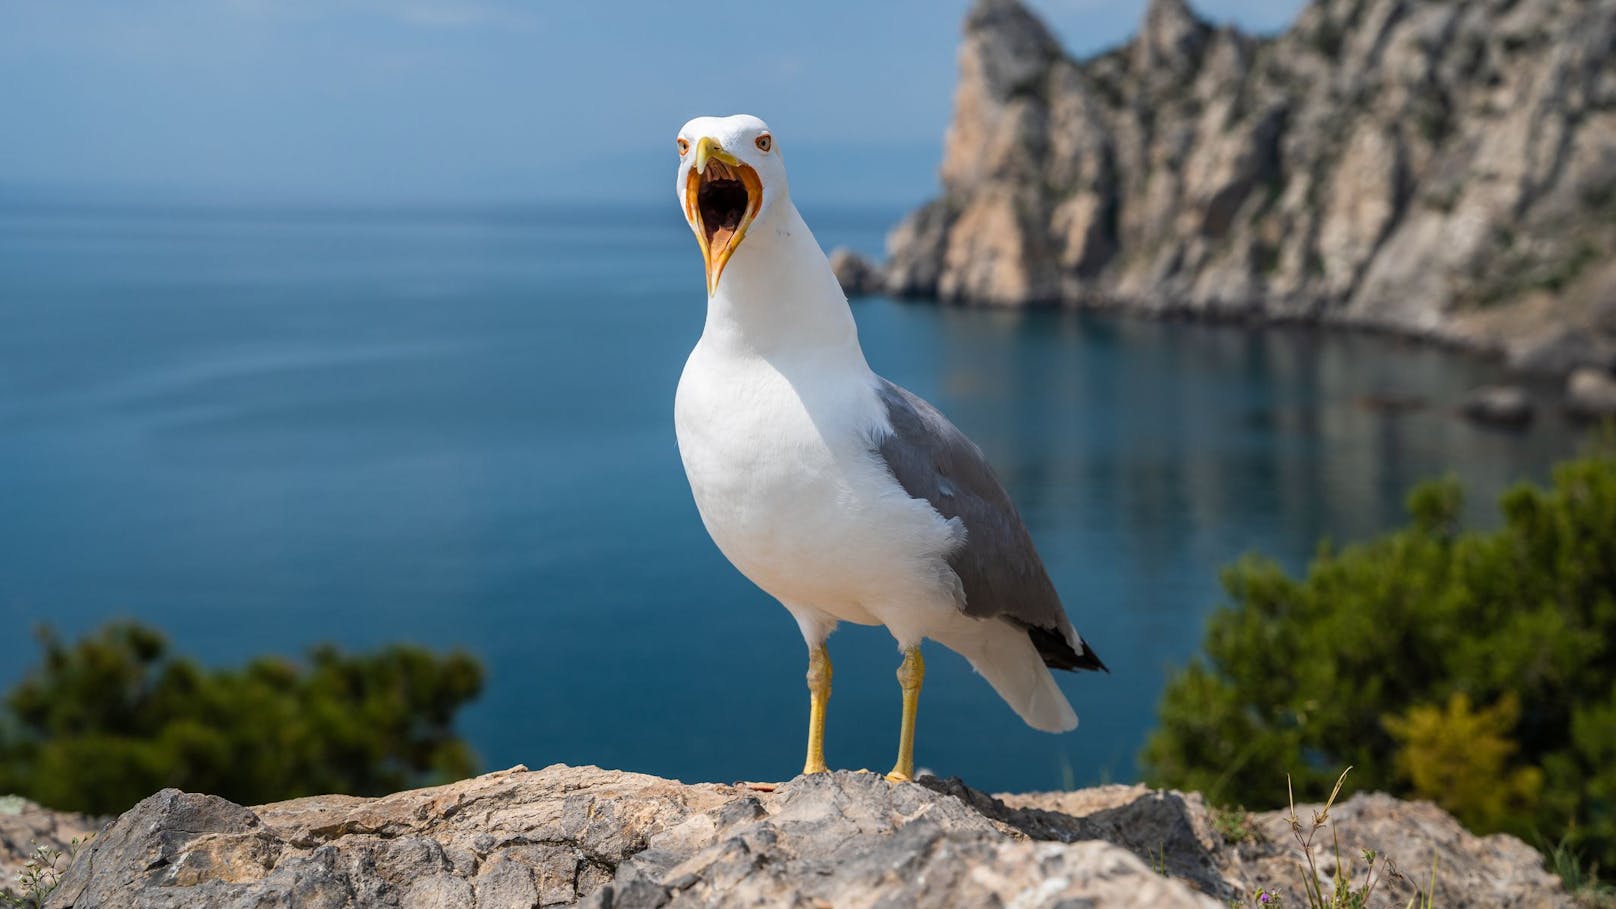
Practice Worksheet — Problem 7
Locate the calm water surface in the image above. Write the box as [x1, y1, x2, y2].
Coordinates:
[0, 203, 1585, 793]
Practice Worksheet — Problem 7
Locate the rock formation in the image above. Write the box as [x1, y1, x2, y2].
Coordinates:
[883, 0, 1616, 376]
[13, 765, 1568, 908]
[1461, 383, 1536, 426]
[1567, 365, 1616, 418]
[828, 247, 883, 297]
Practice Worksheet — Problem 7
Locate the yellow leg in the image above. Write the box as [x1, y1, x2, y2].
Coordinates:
[802, 646, 832, 775]
[885, 647, 925, 782]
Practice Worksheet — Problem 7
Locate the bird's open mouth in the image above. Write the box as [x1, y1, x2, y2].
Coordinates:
[686, 156, 762, 295]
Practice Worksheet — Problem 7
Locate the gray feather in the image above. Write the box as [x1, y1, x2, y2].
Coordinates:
[873, 378, 1105, 673]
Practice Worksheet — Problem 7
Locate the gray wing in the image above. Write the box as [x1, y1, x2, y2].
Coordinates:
[874, 378, 1105, 672]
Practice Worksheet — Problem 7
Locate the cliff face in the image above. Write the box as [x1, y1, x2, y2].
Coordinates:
[883, 0, 1616, 372]
[20, 766, 1569, 908]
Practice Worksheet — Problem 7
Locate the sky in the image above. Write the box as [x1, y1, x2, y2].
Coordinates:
[0, 0, 1304, 208]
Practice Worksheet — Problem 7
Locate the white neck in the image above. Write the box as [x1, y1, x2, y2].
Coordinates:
[700, 199, 869, 371]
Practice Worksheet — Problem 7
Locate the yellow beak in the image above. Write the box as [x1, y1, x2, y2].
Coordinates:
[693, 135, 740, 175]
[684, 136, 762, 297]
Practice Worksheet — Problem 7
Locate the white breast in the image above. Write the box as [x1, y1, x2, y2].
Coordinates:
[674, 339, 960, 631]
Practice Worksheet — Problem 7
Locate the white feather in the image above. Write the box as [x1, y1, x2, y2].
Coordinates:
[928, 614, 1079, 733]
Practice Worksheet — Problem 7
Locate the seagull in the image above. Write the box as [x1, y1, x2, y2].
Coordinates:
[672, 114, 1106, 782]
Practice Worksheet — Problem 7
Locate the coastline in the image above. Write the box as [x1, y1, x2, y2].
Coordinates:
[859, 0, 1616, 396]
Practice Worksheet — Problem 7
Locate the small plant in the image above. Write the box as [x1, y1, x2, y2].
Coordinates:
[1405, 856, 1438, 909]
[1229, 887, 1284, 907]
[1223, 772, 1439, 908]
[1214, 805, 1266, 846]
[1284, 768, 1409, 909]
[1, 837, 84, 909]
[1544, 835, 1616, 908]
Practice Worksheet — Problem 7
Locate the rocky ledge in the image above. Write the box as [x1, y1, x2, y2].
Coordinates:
[10, 765, 1568, 908]
[872, 0, 1616, 379]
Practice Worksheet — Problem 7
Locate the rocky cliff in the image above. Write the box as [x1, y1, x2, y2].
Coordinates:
[878, 0, 1616, 375]
[8, 765, 1569, 908]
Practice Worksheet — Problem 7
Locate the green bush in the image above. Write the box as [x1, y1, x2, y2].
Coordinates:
[0, 623, 483, 815]
[1142, 451, 1616, 869]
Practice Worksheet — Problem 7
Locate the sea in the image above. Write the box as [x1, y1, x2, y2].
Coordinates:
[0, 201, 1587, 794]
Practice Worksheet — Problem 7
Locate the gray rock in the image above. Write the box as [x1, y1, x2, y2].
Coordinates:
[883, 0, 1616, 371]
[44, 766, 733, 909]
[827, 248, 882, 297]
[29, 765, 1566, 908]
[1462, 385, 1536, 428]
[1567, 367, 1616, 420]
[1594, 288, 1616, 336]
[1507, 326, 1616, 377]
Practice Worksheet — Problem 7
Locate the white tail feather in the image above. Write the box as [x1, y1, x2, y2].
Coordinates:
[933, 619, 1078, 733]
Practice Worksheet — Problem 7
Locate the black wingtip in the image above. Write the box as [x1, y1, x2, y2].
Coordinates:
[1026, 625, 1108, 673]
[1074, 640, 1110, 674]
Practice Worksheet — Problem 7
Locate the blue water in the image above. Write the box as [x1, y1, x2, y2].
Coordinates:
[0, 202, 1584, 794]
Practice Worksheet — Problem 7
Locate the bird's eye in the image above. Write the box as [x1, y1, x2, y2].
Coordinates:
[755, 133, 772, 152]
[676, 137, 690, 156]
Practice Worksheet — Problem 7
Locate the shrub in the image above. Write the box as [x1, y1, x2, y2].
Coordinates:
[0, 623, 483, 815]
[1142, 451, 1616, 869]
[1382, 692, 1543, 832]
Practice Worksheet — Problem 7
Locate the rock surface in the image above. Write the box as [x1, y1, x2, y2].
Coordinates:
[25, 765, 1567, 908]
[884, 0, 1616, 373]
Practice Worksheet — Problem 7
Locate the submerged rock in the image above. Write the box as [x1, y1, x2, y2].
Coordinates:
[1567, 367, 1616, 420]
[827, 248, 883, 297]
[25, 765, 1566, 908]
[1462, 385, 1536, 428]
[884, 0, 1616, 371]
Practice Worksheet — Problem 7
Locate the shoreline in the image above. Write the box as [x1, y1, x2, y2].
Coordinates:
[841, 281, 1616, 426]
[864, 287, 1526, 372]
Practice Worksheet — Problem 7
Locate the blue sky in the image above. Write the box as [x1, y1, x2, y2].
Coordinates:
[0, 0, 1303, 207]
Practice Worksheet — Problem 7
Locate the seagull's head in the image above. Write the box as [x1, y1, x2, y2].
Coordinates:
[675, 114, 788, 296]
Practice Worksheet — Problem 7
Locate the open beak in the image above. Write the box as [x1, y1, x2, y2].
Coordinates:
[684, 136, 762, 296]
